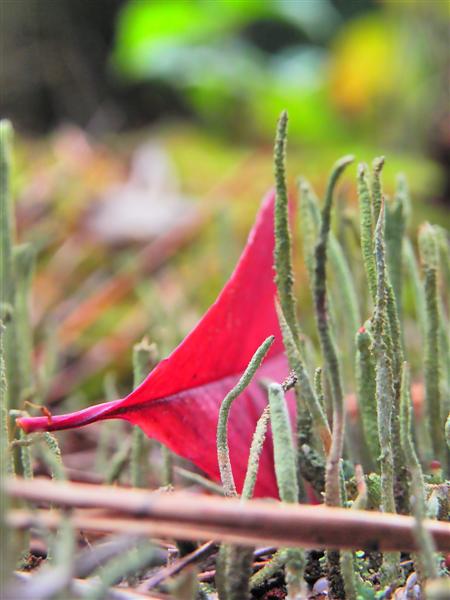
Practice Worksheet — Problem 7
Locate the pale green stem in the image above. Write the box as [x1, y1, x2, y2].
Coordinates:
[0, 320, 14, 589]
[12, 243, 35, 402]
[0, 120, 20, 408]
[241, 405, 271, 501]
[313, 155, 353, 509]
[445, 414, 450, 451]
[270, 385, 302, 487]
[403, 237, 426, 339]
[0, 321, 13, 475]
[341, 465, 367, 599]
[372, 202, 400, 584]
[220, 544, 254, 600]
[273, 110, 301, 349]
[268, 383, 304, 598]
[355, 326, 380, 463]
[106, 441, 131, 485]
[314, 367, 324, 411]
[299, 177, 360, 359]
[250, 549, 288, 589]
[400, 363, 439, 583]
[277, 303, 331, 455]
[419, 223, 445, 465]
[312, 156, 354, 600]
[19, 429, 33, 479]
[39, 433, 65, 481]
[217, 336, 274, 497]
[357, 163, 376, 303]
[385, 195, 405, 317]
[175, 466, 224, 495]
[371, 156, 384, 224]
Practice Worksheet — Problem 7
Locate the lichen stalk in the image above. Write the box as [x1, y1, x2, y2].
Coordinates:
[250, 549, 288, 590]
[0, 120, 20, 408]
[370, 159, 407, 510]
[313, 367, 324, 410]
[299, 178, 360, 359]
[39, 432, 65, 481]
[19, 430, 33, 480]
[221, 544, 254, 600]
[273, 111, 301, 349]
[217, 336, 274, 497]
[0, 121, 15, 320]
[268, 383, 298, 503]
[355, 326, 380, 462]
[0, 319, 14, 590]
[277, 303, 331, 454]
[446, 414, 450, 451]
[373, 204, 396, 514]
[106, 440, 131, 485]
[12, 243, 35, 403]
[403, 238, 426, 339]
[312, 156, 354, 600]
[385, 279, 409, 513]
[0, 321, 13, 476]
[298, 178, 318, 287]
[313, 155, 353, 508]
[341, 465, 367, 600]
[268, 382, 305, 599]
[241, 406, 271, 501]
[400, 363, 439, 583]
[372, 202, 400, 583]
[419, 223, 445, 465]
[328, 233, 361, 347]
[371, 156, 385, 224]
[357, 163, 377, 303]
[385, 194, 405, 316]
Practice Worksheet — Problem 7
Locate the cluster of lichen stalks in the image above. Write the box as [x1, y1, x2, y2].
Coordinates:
[0, 120, 170, 595]
[1, 115, 449, 600]
[215, 112, 449, 599]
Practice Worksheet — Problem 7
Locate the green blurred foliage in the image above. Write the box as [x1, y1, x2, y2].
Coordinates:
[112, 0, 449, 152]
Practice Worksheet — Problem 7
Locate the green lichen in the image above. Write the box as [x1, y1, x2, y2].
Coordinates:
[419, 223, 445, 466]
[372, 203, 400, 584]
[357, 163, 376, 303]
[355, 326, 380, 463]
[274, 111, 302, 350]
[268, 382, 305, 598]
[217, 336, 274, 497]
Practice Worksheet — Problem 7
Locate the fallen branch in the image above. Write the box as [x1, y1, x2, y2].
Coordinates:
[5, 478, 450, 553]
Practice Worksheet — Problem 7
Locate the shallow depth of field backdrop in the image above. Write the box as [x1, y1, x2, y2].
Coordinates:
[2, 0, 449, 405]
[1, 0, 449, 598]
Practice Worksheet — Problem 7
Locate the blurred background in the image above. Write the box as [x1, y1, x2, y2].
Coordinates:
[1, 0, 449, 408]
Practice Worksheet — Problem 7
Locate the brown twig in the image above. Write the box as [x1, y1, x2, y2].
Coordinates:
[5, 478, 450, 553]
[138, 540, 216, 591]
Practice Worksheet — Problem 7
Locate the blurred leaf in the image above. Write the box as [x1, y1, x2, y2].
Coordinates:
[114, 0, 276, 78]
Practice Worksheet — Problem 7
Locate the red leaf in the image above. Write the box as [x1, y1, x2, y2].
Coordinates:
[18, 192, 292, 497]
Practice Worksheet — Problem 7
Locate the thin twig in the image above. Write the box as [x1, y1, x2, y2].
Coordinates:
[6, 478, 450, 553]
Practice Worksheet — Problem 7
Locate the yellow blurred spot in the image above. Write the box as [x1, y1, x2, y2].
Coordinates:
[329, 16, 395, 114]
